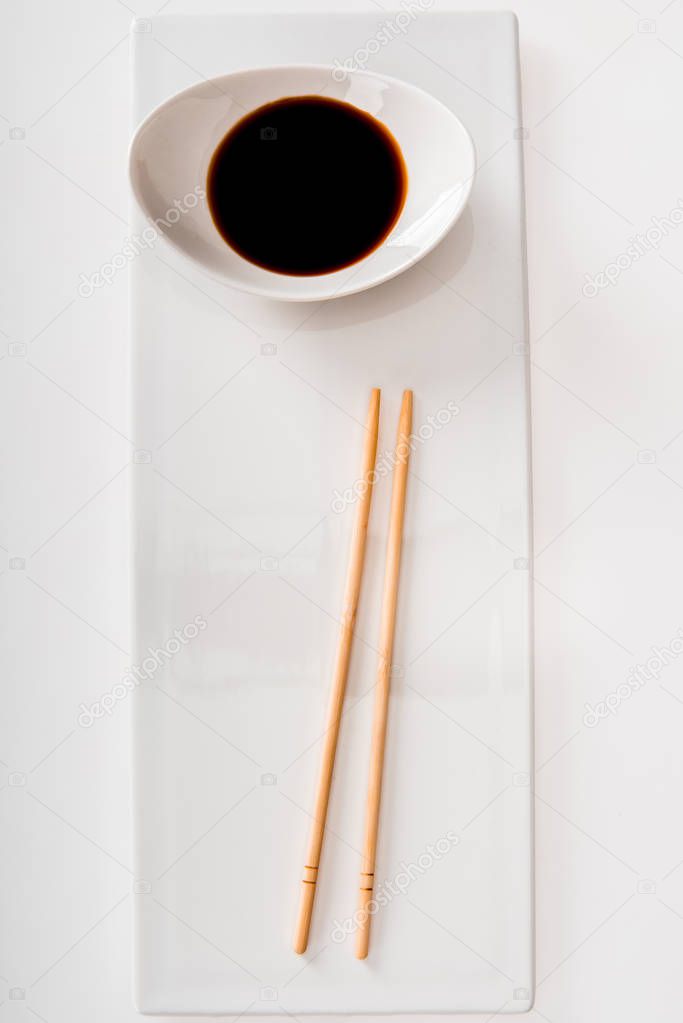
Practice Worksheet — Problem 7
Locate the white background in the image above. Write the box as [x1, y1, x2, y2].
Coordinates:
[2, 1, 683, 1022]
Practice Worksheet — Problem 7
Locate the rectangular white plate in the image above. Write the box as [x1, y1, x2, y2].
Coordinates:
[131, 10, 533, 1015]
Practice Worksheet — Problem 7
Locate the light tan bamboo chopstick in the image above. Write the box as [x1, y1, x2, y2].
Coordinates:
[293, 387, 381, 955]
[355, 389, 413, 960]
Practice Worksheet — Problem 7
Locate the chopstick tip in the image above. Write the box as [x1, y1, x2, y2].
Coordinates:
[400, 389, 413, 431]
[367, 388, 381, 430]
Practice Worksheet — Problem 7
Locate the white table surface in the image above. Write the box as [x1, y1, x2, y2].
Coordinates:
[2, 1, 683, 1021]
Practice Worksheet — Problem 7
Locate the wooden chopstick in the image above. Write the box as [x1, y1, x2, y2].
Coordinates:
[293, 387, 381, 955]
[355, 389, 413, 960]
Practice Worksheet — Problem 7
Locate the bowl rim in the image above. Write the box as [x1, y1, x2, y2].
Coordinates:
[128, 63, 477, 302]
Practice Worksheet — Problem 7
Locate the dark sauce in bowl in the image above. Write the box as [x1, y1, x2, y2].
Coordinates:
[207, 95, 407, 277]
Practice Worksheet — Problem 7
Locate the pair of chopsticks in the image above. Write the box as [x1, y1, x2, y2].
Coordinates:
[293, 388, 412, 960]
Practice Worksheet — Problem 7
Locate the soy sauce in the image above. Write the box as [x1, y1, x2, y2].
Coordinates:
[207, 95, 407, 277]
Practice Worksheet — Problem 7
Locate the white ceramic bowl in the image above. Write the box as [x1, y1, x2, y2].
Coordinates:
[129, 65, 476, 302]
